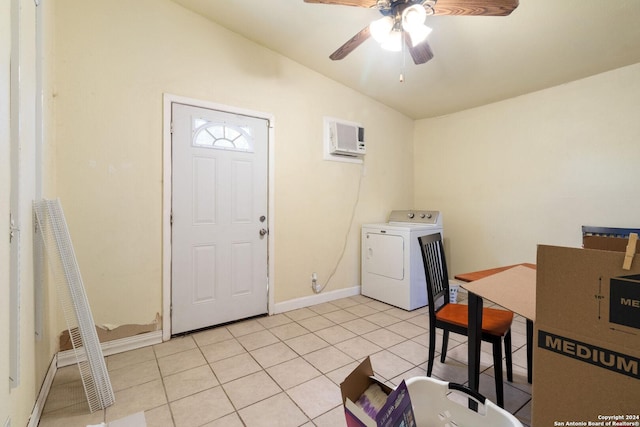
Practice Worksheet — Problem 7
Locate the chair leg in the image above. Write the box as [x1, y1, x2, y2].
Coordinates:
[504, 330, 513, 382]
[492, 340, 505, 408]
[427, 327, 436, 377]
[440, 329, 449, 363]
[526, 319, 533, 384]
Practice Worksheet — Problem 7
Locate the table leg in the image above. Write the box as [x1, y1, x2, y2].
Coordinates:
[526, 318, 533, 384]
[468, 292, 483, 410]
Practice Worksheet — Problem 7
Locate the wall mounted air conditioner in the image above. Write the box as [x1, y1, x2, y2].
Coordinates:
[327, 119, 366, 157]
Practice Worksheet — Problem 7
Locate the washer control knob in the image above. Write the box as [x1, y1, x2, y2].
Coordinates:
[420, 213, 426, 219]
[407, 213, 415, 219]
[426, 213, 432, 219]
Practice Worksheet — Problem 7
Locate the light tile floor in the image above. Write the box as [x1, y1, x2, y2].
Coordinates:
[38, 291, 532, 427]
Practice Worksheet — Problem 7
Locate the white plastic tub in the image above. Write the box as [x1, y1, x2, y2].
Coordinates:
[405, 377, 523, 427]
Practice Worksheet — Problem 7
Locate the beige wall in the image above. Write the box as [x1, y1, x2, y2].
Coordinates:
[414, 62, 640, 276]
[54, 0, 414, 328]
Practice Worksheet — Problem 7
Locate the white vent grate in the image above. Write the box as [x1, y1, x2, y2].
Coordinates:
[34, 199, 115, 412]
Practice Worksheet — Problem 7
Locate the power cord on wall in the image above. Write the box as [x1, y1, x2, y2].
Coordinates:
[312, 162, 364, 294]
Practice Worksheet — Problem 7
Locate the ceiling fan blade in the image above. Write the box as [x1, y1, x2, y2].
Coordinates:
[303, 0, 377, 7]
[330, 26, 371, 60]
[404, 33, 434, 65]
[432, 0, 519, 16]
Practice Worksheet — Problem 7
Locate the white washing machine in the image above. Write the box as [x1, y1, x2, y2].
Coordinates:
[361, 210, 443, 310]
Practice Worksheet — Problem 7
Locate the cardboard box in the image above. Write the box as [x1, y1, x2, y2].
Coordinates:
[340, 357, 416, 427]
[533, 245, 640, 426]
[583, 234, 640, 254]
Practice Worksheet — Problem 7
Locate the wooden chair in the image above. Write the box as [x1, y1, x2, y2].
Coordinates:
[418, 233, 514, 408]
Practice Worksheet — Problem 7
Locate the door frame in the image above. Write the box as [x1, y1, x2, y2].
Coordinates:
[162, 93, 275, 341]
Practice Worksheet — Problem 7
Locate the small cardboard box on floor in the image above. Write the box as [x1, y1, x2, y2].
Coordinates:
[340, 357, 416, 427]
[533, 244, 640, 426]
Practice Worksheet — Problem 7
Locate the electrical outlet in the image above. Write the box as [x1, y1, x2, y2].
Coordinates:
[311, 272, 320, 293]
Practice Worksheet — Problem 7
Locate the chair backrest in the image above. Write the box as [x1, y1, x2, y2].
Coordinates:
[418, 233, 450, 322]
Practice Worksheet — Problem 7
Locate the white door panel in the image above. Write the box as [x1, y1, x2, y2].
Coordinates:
[172, 103, 268, 334]
[231, 242, 253, 295]
[193, 156, 217, 224]
[193, 244, 216, 302]
[232, 159, 253, 223]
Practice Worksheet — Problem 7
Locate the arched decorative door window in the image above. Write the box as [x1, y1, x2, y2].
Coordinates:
[192, 118, 254, 153]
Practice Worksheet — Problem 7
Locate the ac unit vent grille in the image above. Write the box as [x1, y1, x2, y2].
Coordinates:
[329, 120, 365, 157]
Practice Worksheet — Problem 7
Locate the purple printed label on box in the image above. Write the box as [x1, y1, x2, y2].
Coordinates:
[377, 381, 416, 427]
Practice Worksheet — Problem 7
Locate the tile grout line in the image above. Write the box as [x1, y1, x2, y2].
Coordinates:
[152, 343, 178, 427]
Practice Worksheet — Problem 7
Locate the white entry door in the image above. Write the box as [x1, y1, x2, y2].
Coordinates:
[171, 103, 269, 334]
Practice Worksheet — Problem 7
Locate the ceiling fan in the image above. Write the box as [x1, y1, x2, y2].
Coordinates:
[303, 0, 519, 65]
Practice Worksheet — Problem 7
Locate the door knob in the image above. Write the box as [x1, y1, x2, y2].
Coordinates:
[259, 228, 268, 237]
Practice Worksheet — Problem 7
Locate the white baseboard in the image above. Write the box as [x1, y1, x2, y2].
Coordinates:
[57, 330, 163, 367]
[273, 286, 361, 314]
[28, 354, 57, 427]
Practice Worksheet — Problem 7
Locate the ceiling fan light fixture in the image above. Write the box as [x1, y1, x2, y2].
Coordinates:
[409, 24, 432, 47]
[401, 4, 427, 32]
[380, 29, 402, 52]
[370, 16, 394, 43]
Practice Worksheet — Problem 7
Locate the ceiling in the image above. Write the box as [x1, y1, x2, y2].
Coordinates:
[171, 0, 640, 119]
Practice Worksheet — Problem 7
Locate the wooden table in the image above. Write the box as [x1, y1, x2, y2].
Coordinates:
[455, 263, 536, 399]
[455, 263, 535, 283]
